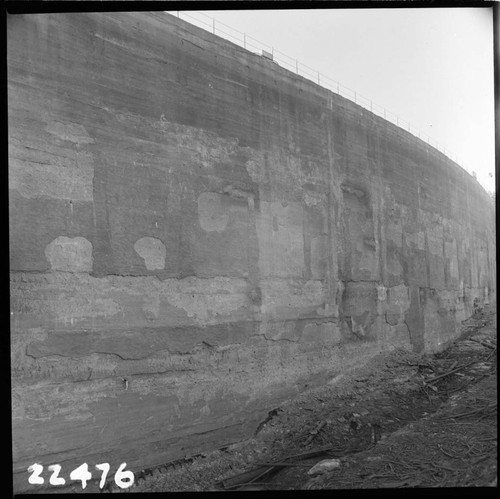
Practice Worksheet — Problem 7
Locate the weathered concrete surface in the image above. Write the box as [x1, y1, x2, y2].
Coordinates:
[9, 12, 496, 492]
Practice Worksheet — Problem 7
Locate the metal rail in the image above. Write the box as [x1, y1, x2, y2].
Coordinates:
[170, 11, 474, 177]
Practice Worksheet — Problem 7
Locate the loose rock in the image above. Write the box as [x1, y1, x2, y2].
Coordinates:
[307, 459, 341, 476]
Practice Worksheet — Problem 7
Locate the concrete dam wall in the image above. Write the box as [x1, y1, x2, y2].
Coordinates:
[9, 12, 495, 491]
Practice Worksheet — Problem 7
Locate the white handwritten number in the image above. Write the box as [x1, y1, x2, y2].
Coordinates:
[114, 462, 135, 489]
[28, 461, 133, 490]
[95, 463, 110, 489]
[48, 464, 66, 486]
[27, 463, 44, 485]
[69, 463, 92, 489]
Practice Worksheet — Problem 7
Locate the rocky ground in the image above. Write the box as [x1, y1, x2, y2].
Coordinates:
[119, 306, 497, 492]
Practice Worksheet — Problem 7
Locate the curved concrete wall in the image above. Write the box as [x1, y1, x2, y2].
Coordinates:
[9, 12, 495, 491]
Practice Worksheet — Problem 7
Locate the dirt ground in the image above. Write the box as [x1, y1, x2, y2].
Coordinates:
[126, 306, 496, 492]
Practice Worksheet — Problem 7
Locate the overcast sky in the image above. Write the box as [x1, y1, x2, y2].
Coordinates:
[171, 8, 495, 193]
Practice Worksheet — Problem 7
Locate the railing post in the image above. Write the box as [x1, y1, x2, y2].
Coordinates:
[175, 14, 467, 174]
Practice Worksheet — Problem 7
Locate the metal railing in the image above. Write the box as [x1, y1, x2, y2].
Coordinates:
[169, 11, 472, 176]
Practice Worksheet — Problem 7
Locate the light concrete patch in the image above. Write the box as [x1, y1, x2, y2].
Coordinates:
[260, 278, 325, 316]
[406, 231, 425, 250]
[256, 201, 305, 278]
[426, 226, 444, 256]
[9, 142, 94, 201]
[377, 285, 387, 301]
[386, 220, 403, 246]
[45, 236, 93, 272]
[310, 235, 328, 279]
[163, 276, 249, 324]
[197, 192, 229, 232]
[134, 237, 166, 270]
[445, 240, 459, 281]
[45, 121, 95, 145]
[387, 283, 410, 311]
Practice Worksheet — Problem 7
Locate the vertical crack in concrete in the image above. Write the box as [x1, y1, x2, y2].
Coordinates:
[325, 104, 339, 316]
